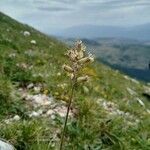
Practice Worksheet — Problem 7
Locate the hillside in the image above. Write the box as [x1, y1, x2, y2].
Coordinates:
[0, 12, 150, 150]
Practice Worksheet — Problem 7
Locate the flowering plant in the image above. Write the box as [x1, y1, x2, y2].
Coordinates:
[60, 40, 94, 150]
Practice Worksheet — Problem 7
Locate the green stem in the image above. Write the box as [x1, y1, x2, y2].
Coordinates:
[59, 82, 75, 150]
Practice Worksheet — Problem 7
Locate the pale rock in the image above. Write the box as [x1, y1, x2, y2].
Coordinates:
[34, 86, 41, 93]
[0, 140, 14, 150]
[32, 94, 52, 106]
[29, 111, 40, 118]
[46, 109, 54, 116]
[125, 112, 130, 117]
[135, 119, 140, 123]
[25, 94, 33, 101]
[136, 98, 145, 107]
[124, 75, 130, 80]
[51, 114, 56, 120]
[131, 78, 139, 84]
[27, 83, 34, 89]
[37, 109, 43, 115]
[4, 119, 11, 124]
[143, 86, 150, 96]
[9, 53, 16, 58]
[18, 88, 23, 92]
[54, 106, 67, 117]
[127, 87, 137, 95]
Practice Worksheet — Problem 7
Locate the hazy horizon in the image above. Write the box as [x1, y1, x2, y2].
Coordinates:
[0, 0, 150, 35]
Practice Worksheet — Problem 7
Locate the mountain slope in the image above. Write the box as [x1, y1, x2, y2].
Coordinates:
[0, 12, 150, 150]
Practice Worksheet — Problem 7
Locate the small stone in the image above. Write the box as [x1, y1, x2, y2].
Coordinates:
[25, 95, 33, 101]
[27, 83, 34, 89]
[46, 110, 54, 116]
[135, 119, 140, 123]
[37, 109, 43, 115]
[29, 111, 40, 118]
[18, 88, 23, 92]
[131, 78, 139, 84]
[4, 119, 11, 124]
[34, 86, 41, 93]
[136, 98, 145, 107]
[54, 106, 67, 117]
[124, 75, 130, 80]
[51, 114, 56, 120]
[31, 94, 52, 106]
[9, 53, 16, 58]
[0, 140, 14, 150]
[127, 88, 137, 95]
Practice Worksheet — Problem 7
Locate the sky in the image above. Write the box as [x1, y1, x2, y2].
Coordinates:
[0, 0, 150, 34]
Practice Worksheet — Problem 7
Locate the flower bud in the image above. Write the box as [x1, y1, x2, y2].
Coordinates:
[77, 75, 89, 83]
[77, 51, 84, 59]
[62, 64, 73, 73]
[89, 56, 94, 62]
[78, 56, 94, 64]
[78, 57, 89, 64]
[70, 73, 74, 80]
[77, 40, 82, 49]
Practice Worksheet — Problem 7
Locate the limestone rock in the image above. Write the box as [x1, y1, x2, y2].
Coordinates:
[0, 139, 14, 150]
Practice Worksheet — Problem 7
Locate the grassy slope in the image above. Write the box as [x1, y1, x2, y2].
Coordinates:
[0, 12, 150, 150]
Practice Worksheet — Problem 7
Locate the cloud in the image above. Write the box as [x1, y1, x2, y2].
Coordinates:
[37, 6, 73, 12]
[0, 0, 150, 34]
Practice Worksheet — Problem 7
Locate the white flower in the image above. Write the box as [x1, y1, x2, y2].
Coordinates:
[62, 64, 73, 73]
[24, 31, 31, 36]
[77, 75, 89, 83]
[30, 40, 36, 44]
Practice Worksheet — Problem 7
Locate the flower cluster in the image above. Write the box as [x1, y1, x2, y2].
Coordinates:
[63, 40, 94, 83]
[60, 41, 94, 150]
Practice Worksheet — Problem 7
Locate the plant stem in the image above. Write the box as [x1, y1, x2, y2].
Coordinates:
[59, 82, 75, 150]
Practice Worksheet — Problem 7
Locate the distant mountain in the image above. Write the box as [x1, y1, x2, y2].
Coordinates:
[56, 24, 150, 41]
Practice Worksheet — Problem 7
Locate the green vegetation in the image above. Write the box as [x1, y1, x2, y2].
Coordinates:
[0, 12, 150, 150]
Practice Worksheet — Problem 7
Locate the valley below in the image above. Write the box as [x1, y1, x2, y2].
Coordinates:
[61, 37, 150, 82]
